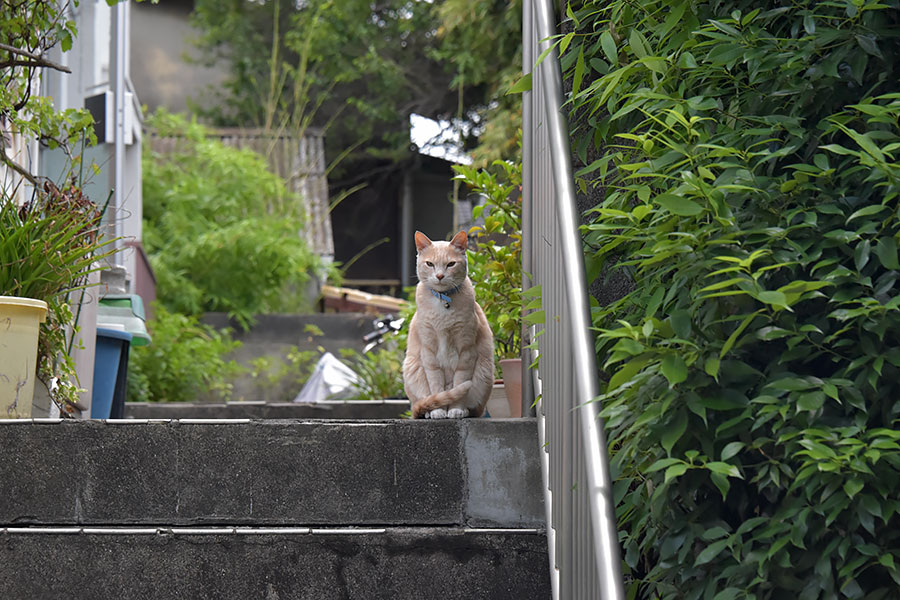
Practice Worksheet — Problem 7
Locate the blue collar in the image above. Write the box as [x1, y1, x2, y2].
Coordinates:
[430, 285, 460, 308]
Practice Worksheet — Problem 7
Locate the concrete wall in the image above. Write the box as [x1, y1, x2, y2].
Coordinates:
[199, 312, 376, 403]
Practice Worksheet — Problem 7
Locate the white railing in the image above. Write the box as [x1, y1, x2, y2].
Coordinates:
[522, 1, 626, 598]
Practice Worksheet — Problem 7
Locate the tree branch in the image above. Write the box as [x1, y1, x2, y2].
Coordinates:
[0, 152, 38, 186]
[0, 42, 71, 73]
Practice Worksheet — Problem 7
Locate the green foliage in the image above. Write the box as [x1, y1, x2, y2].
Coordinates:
[192, 0, 443, 159]
[432, 0, 524, 164]
[340, 342, 405, 400]
[0, 1, 97, 175]
[562, 0, 900, 597]
[189, 0, 522, 164]
[128, 305, 242, 403]
[1, 3, 116, 413]
[0, 182, 117, 412]
[142, 110, 322, 327]
[455, 160, 526, 361]
[0, 182, 112, 302]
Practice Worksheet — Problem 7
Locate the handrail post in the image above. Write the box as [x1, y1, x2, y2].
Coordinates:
[528, 0, 626, 598]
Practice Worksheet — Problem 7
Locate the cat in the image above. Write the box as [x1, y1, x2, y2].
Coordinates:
[403, 230, 494, 419]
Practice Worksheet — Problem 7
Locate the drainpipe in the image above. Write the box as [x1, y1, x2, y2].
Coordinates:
[110, 0, 127, 257]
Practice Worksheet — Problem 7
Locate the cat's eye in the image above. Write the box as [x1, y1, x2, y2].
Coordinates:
[447, 261, 456, 267]
[425, 261, 434, 267]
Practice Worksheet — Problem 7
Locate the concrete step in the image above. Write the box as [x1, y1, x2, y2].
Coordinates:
[0, 419, 543, 528]
[0, 526, 550, 599]
[124, 399, 409, 420]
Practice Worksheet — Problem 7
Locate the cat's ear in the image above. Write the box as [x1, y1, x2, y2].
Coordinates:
[449, 230, 468, 251]
[415, 231, 433, 252]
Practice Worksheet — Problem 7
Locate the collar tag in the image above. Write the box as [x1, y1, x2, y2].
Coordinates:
[430, 287, 456, 309]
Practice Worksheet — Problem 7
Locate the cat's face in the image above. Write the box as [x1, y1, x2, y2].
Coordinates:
[415, 231, 468, 291]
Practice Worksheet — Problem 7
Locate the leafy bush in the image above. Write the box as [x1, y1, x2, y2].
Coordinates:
[454, 159, 527, 361]
[128, 305, 242, 403]
[142, 109, 323, 327]
[341, 342, 405, 400]
[562, 0, 900, 597]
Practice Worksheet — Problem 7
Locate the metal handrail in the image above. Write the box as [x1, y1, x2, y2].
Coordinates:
[522, 1, 625, 598]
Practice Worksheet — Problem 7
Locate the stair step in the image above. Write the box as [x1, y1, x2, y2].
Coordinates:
[0, 419, 543, 528]
[0, 526, 550, 599]
[124, 399, 409, 420]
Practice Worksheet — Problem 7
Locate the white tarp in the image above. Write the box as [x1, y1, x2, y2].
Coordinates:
[292, 352, 359, 404]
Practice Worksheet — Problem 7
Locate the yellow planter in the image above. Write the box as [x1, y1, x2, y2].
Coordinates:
[0, 296, 48, 418]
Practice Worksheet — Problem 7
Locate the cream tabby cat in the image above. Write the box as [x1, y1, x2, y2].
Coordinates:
[403, 230, 494, 419]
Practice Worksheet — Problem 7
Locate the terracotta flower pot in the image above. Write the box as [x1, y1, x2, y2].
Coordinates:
[499, 358, 523, 418]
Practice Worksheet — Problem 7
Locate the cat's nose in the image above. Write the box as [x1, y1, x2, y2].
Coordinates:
[436, 273, 444, 280]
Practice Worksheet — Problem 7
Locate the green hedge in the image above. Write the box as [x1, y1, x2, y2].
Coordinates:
[562, 1, 900, 598]
[143, 110, 323, 327]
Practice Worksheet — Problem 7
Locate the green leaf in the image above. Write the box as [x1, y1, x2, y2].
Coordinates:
[572, 48, 586, 95]
[710, 471, 730, 500]
[704, 357, 720, 380]
[607, 356, 651, 391]
[803, 14, 816, 35]
[600, 31, 618, 65]
[847, 205, 886, 223]
[843, 478, 864, 499]
[874, 238, 900, 270]
[796, 391, 825, 411]
[661, 354, 688, 387]
[713, 588, 741, 600]
[856, 34, 884, 59]
[629, 29, 650, 59]
[720, 311, 761, 358]
[767, 377, 818, 392]
[645, 286, 664, 319]
[646, 457, 684, 473]
[661, 409, 688, 455]
[705, 461, 742, 479]
[670, 310, 691, 338]
[507, 73, 532, 94]
[665, 462, 689, 483]
[656, 194, 703, 216]
[694, 539, 730, 566]
[755, 290, 788, 308]
[721, 441, 744, 461]
[524, 310, 545, 325]
[559, 32, 575, 56]
[855, 239, 871, 272]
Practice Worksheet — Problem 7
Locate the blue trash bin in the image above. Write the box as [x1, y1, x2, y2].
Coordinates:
[92, 328, 133, 419]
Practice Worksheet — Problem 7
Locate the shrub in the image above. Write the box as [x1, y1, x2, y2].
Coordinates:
[142, 109, 323, 327]
[341, 342, 405, 400]
[127, 305, 242, 403]
[562, 0, 900, 597]
[454, 159, 526, 361]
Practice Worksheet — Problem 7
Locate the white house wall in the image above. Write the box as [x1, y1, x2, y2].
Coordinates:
[43, 0, 144, 292]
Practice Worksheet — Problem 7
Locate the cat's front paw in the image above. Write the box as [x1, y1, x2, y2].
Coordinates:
[426, 408, 448, 419]
[447, 407, 469, 419]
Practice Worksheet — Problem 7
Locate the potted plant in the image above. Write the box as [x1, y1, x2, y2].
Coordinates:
[453, 160, 526, 416]
[0, 181, 115, 416]
[1, 4, 119, 416]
